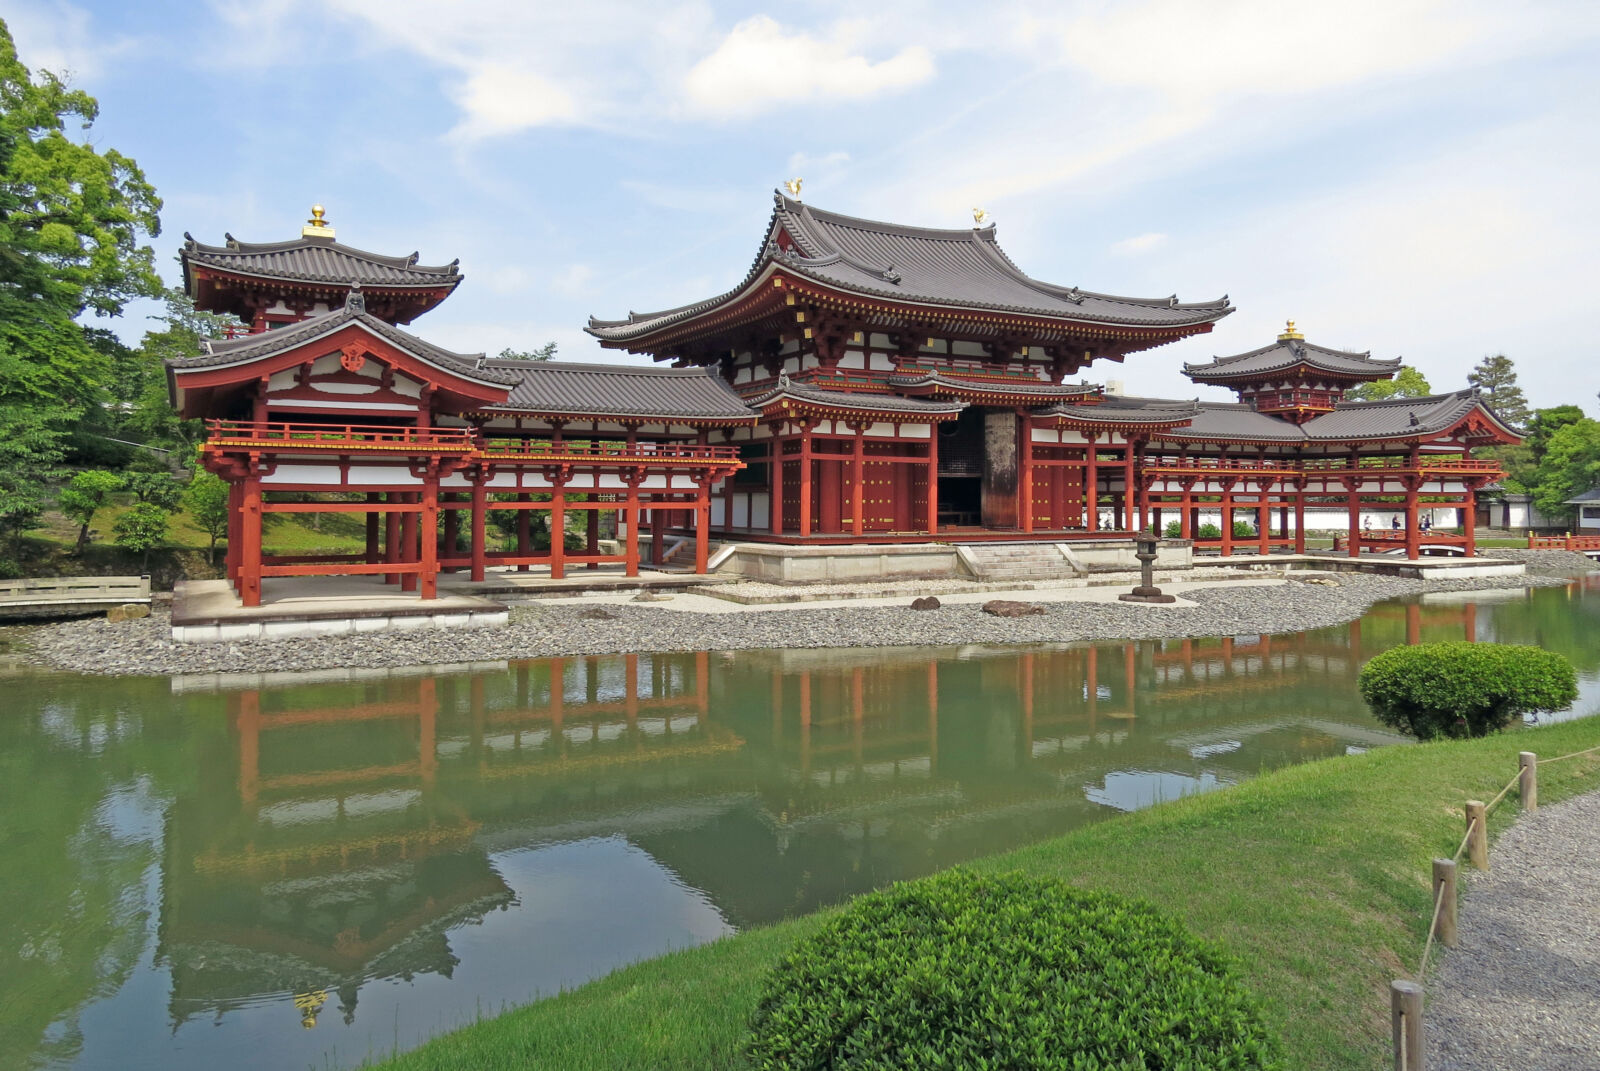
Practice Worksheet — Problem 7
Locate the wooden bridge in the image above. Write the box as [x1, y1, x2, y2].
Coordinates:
[0, 575, 152, 618]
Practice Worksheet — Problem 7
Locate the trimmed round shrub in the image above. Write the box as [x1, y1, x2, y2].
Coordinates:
[746, 870, 1280, 1070]
[1358, 641, 1577, 740]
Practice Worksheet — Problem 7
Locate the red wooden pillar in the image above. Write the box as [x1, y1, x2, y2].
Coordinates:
[1220, 487, 1234, 557]
[384, 494, 401, 585]
[624, 479, 641, 577]
[1293, 488, 1307, 554]
[650, 499, 665, 564]
[1404, 483, 1421, 561]
[925, 428, 939, 535]
[516, 493, 531, 572]
[441, 495, 459, 570]
[1085, 439, 1099, 533]
[1347, 482, 1361, 558]
[850, 424, 865, 539]
[549, 484, 567, 580]
[799, 423, 813, 538]
[240, 473, 263, 608]
[695, 479, 711, 573]
[1019, 413, 1034, 534]
[400, 492, 420, 592]
[1463, 485, 1478, 557]
[420, 475, 439, 599]
[1122, 441, 1136, 532]
[1258, 490, 1271, 555]
[1180, 488, 1193, 540]
[470, 477, 487, 581]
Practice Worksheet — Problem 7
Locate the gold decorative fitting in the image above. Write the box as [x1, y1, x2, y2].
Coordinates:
[973, 207, 989, 226]
[301, 204, 335, 238]
[1278, 319, 1304, 341]
[784, 177, 803, 198]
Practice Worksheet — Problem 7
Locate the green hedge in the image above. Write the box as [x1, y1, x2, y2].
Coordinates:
[747, 869, 1280, 1070]
[1358, 641, 1578, 739]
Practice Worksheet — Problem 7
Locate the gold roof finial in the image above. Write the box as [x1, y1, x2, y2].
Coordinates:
[302, 203, 335, 239]
[1278, 318, 1303, 341]
[784, 177, 803, 199]
[973, 207, 989, 226]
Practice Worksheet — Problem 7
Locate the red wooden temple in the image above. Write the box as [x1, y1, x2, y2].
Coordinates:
[169, 197, 1520, 607]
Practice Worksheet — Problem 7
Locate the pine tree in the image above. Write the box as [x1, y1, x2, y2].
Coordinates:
[1467, 354, 1530, 428]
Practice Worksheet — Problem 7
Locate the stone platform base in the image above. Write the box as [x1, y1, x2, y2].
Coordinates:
[171, 578, 509, 644]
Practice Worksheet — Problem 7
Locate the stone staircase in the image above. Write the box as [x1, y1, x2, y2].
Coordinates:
[957, 542, 1083, 581]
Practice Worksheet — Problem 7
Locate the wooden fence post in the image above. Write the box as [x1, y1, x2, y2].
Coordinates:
[1432, 858, 1457, 948]
[1465, 800, 1488, 870]
[1391, 980, 1424, 1071]
[1519, 752, 1538, 813]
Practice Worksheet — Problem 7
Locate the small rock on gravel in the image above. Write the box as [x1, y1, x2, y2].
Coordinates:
[910, 596, 941, 611]
[982, 599, 1046, 617]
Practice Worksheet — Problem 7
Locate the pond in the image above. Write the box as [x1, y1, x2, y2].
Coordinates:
[5, 578, 1597, 1070]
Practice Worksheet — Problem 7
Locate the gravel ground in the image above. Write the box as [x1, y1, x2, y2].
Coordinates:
[13, 571, 1569, 677]
[1475, 548, 1599, 577]
[1424, 790, 1600, 1070]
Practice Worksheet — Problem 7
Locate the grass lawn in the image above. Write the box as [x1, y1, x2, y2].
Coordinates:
[369, 717, 1600, 1071]
[25, 495, 366, 558]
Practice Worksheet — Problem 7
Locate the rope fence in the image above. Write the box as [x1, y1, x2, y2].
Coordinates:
[1389, 743, 1600, 1070]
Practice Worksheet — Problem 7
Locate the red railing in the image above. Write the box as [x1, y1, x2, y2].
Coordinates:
[477, 438, 740, 463]
[1530, 534, 1600, 551]
[205, 420, 475, 450]
[1143, 456, 1500, 475]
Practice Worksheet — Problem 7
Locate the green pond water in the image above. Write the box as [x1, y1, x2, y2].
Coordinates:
[4, 579, 1597, 1070]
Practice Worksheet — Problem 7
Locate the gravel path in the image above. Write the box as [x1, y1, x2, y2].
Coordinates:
[1424, 790, 1600, 1070]
[12, 571, 1568, 677]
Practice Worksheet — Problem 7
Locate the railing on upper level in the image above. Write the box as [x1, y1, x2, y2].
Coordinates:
[476, 438, 741, 463]
[204, 420, 476, 450]
[1141, 455, 1501, 475]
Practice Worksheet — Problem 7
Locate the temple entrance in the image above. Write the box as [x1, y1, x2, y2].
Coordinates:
[937, 408, 984, 528]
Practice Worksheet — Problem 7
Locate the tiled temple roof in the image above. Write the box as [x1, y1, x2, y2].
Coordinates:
[587, 192, 1232, 342]
[1184, 337, 1400, 383]
[488, 361, 756, 421]
[181, 233, 463, 291]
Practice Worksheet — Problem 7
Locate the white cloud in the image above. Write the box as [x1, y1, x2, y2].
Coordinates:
[4, 0, 141, 80]
[550, 264, 595, 297]
[1110, 232, 1166, 256]
[448, 64, 580, 139]
[681, 17, 934, 119]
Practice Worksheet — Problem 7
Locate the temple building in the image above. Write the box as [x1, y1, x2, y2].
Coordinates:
[168, 194, 1520, 609]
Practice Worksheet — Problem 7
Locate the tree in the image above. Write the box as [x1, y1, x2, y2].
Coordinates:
[183, 470, 229, 561]
[1358, 642, 1577, 739]
[0, 19, 163, 482]
[1530, 418, 1600, 521]
[1497, 405, 1586, 492]
[0, 404, 65, 552]
[1467, 353, 1530, 428]
[1343, 365, 1432, 402]
[121, 288, 238, 453]
[497, 342, 557, 362]
[56, 469, 122, 553]
[123, 470, 182, 510]
[111, 502, 168, 571]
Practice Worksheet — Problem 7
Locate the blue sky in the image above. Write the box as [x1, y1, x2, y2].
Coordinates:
[6, 0, 1599, 410]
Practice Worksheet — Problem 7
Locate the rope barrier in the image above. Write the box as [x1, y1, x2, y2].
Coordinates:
[1540, 742, 1600, 765]
[1451, 818, 1476, 866]
[1484, 770, 1523, 814]
[1417, 882, 1448, 979]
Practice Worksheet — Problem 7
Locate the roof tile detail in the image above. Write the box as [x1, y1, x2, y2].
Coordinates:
[488, 361, 756, 421]
[1184, 338, 1400, 382]
[182, 233, 462, 289]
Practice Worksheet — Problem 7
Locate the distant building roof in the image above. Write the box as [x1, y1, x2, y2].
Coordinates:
[1566, 486, 1600, 505]
[486, 361, 756, 422]
[1144, 389, 1521, 445]
[1184, 337, 1400, 384]
[588, 192, 1232, 346]
[748, 381, 966, 418]
[1036, 397, 1201, 426]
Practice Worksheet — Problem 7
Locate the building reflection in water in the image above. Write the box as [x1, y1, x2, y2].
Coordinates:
[157, 597, 1495, 1041]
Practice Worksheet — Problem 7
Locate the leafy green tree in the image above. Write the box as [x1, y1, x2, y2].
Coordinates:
[0, 404, 66, 552]
[497, 342, 558, 361]
[122, 288, 237, 452]
[1530, 418, 1600, 521]
[112, 502, 168, 570]
[1467, 353, 1530, 428]
[57, 469, 123, 553]
[183, 469, 230, 560]
[0, 19, 163, 484]
[123, 470, 182, 510]
[1496, 405, 1586, 492]
[1343, 365, 1432, 402]
[1358, 642, 1576, 739]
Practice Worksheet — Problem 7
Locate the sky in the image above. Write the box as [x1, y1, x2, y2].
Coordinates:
[5, 0, 1599, 411]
